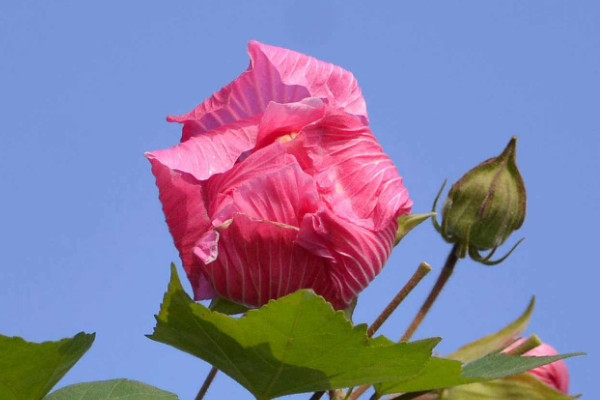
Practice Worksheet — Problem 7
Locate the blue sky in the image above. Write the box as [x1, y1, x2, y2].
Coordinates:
[0, 1, 598, 398]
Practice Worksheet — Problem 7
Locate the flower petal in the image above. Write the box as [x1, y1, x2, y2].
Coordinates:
[205, 141, 302, 216]
[168, 41, 367, 141]
[525, 343, 570, 394]
[147, 118, 259, 182]
[297, 208, 398, 306]
[255, 98, 326, 149]
[253, 41, 368, 124]
[230, 161, 320, 228]
[285, 108, 411, 229]
[193, 213, 332, 307]
[146, 155, 215, 300]
[192, 153, 331, 307]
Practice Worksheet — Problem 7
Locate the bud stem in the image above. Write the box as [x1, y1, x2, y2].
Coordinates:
[309, 391, 325, 400]
[504, 334, 542, 356]
[400, 244, 460, 342]
[348, 263, 432, 400]
[348, 385, 368, 399]
[368, 262, 432, 337]
[195, 366, 218, 400]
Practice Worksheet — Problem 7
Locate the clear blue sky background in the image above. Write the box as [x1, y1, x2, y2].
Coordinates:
[1, 1, 598, 399]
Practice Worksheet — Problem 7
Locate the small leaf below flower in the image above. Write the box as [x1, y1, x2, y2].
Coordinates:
[148, 265, 438, 400]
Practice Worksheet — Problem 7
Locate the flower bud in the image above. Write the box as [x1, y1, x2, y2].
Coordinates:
[433, 137, 526, 264]
[504, 338, 570, 394]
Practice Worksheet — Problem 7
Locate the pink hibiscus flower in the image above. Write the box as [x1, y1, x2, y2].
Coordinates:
[147, 41, 411, 309]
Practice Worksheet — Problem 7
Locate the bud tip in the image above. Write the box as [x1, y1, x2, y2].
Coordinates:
[501, 136, 518, 160]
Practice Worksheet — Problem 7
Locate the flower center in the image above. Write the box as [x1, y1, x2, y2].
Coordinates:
[277, 132, 298, 143]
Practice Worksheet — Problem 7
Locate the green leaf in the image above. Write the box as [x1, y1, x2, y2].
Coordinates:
[443, 374, 579, 400]
[44, 379, 179, 400]
[342, 296, 358, 322]
[148, 265, 439, 400]
[376, 352, 583, 395]
[395, 213, 436, 245]
[461, 352, 583, 380]
[209, 296, 250, 315]
[0, 332, 95, 400]
[447, 297, 535, 363]
[377, 298, 583, 397]
[377, 357, 476, 394]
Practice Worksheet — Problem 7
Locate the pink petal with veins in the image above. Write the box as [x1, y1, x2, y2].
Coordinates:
[193, 157, 325, 307]
[297, 208, 398, 307]
[255, 98, 326, 148]
[146, 155, 215, 300]
[205, 141, 302, 213]
[148, 117, 259, 182]
[284, 107, 411, 229]
[168, 41, 366, 141]
[194, 213, 332, 308]
[254, 41, 367, 124]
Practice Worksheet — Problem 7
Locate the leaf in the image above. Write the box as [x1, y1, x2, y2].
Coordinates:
[443, 374, 579, 400]
[447, 297, 535, 363]
[44, 379, 179, 400]
[461, 352, 582, 380]
[0, 332, 95, 400]
[377, 298, 583, 397]
[377, 357, 477, 394]
[395, 213, 435, 245]
[148, 265, 439, 400]
[209, 296, 250, 315]
[342, 296, 358, 322]
[376, 352, 583, 395]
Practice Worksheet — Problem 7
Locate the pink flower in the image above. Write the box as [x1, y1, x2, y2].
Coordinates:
[505, 339, 570, 394]
[146, 41, 411, 309]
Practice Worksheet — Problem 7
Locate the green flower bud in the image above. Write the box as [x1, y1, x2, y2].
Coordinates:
[432, 137, 526, 264]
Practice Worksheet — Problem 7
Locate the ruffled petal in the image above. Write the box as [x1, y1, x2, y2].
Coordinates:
[284, 108, 411, 229]
[146, 155, 215, 300]
[297, 208, 398, 307]
[255, 98, 326, 148]
[253, 41, 368, 124]
[192, 151, 327, 307]
[205, 141, 301, 215]
[193, 213, 332, 308]
[168, 41, 367, 141]
[147, 118, 259, 182]
[230, 161, 320, 227]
